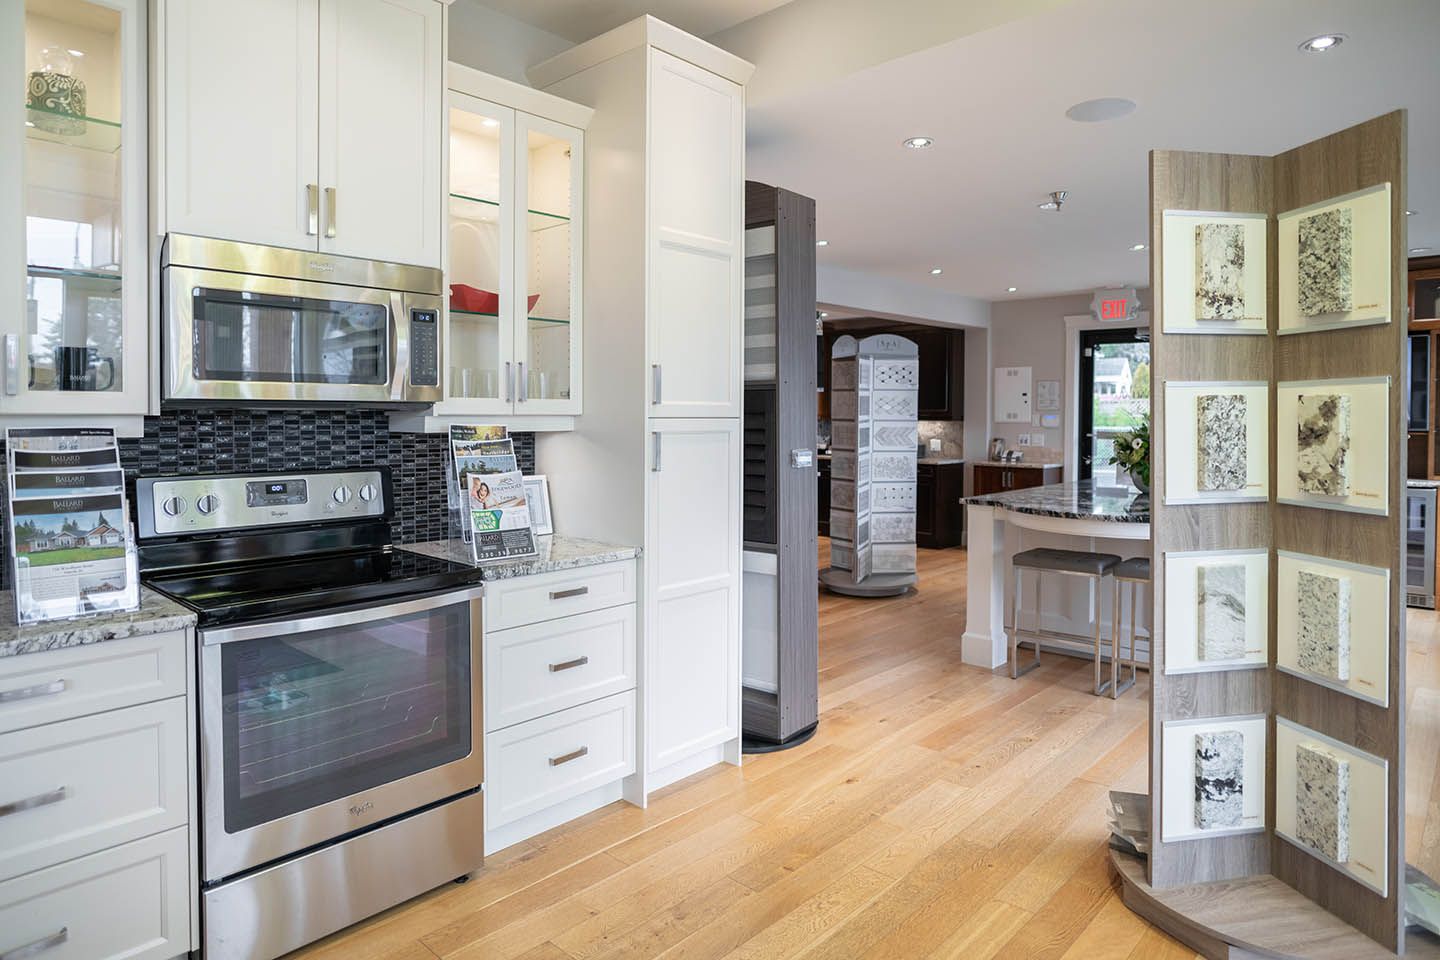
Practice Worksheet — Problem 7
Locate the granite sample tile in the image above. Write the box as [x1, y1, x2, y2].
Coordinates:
[1196, 222, 1246, 321]
[873, 359, 919, 388]
[1297, 569, 1352, 681]
[1196, 394, 1248, 492]
[872, 424, 918, 451]
[1195, 730, 1245, 829]
[1298, 207, 1353, 317]
[1296, 742, 1350, 862]
[1296, 393, 1351, 496]
[1197, 562, 1247, 661]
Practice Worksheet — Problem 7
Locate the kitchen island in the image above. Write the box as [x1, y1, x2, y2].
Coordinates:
[962, 480, 1150, 669]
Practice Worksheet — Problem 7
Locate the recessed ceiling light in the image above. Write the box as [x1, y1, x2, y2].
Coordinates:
[816, 239, 828, 247]
[1007, 286, 1018, 293]
[67, 49, 85, 57]
[1037, 190, 1068, 212]
[929, 267, 943, 275]
[1299, 33, 1345, 53]
[1406, 210, 1418, 216]
[1413, 247, 1433, 255]
[819, 312, 829, 318]
[1130, 243, 1147, 251]
[1065, 97, 1137, 123]
[481, 118, 499, 128]
[903, 137, 934, 149]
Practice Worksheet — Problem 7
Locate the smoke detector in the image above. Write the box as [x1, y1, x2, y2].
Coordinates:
[1037, 190, 1068, 212]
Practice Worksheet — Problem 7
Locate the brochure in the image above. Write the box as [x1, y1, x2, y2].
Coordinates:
[447, 424, 537, 563]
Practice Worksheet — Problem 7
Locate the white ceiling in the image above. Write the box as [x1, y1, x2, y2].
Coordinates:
[479, 0, 794, 43]
[745, 0, 1440, 300]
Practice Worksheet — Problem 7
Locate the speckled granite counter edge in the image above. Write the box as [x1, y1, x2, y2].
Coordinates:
[403, 535, 640, 581]
[0, 587, 196, 660]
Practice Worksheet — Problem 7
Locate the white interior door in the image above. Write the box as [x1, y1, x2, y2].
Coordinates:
[646, 50, 743, 419]
[318, 0, 441, 267]
[645, 418, 741, 773]
[163, 0, 319, 251]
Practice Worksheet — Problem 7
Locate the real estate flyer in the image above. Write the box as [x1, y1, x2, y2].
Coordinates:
[447, 424, 537, 563]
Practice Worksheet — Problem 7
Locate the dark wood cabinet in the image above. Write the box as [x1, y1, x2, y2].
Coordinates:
[817, 456, 831, 536]
[916, 461, 965, 549]
[972, 463, 1062, 496]
[819, 321, 963, 421]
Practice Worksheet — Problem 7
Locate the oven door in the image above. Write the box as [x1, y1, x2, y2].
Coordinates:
[165, 264, 427, 404]
[198, 587, 483, 882]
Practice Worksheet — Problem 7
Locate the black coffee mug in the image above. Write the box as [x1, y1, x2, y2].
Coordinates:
[54, 346, 115, 392]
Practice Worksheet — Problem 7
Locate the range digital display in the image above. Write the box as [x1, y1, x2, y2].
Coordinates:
[246, 479, 307, 506]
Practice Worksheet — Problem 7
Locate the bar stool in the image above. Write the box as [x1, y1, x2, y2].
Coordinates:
[1107, 557, 1151, 699]
[1010, 547, 1121, 692]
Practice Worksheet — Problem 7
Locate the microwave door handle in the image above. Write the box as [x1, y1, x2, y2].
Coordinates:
[306, 184, 319, 236]
[324, 187, 337, 239]
[390, 294, 404, 401]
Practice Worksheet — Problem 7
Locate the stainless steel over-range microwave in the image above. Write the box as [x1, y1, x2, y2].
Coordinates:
[161, 234, 443, 405]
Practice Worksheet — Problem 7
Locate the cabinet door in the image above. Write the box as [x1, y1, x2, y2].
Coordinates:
[915, 467, 936, 543]
[647, 50, 744, 419]
[4, 0, 149, 415]
[646, 419, 741, 773]
[163, 0, 319, 252]
[437, 92, 516, 415]
[318, 0, 441, 267]
[515, 112, 582, 414]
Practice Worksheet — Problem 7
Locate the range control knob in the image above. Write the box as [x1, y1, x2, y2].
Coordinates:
[196, 494, 221, 515]
[358, 483, 378, 503]
[332, 485, 353, 505]
[161, 495, 187, 517]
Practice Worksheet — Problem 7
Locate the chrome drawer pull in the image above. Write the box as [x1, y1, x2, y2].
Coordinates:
[0, 786, 68, 819]
[1, 927, 68, 960]
[549, 656, 589, 672]
[549, 746, 588, 767]
[0, 679, 66, 704]
[549, 586, 589, 600]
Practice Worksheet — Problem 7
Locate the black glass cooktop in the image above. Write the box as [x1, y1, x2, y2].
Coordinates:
[143, 547, 483, 627]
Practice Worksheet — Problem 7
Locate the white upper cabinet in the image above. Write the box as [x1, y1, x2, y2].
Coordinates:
[319, 0, 442, 266]
[646, 50, 744, 419]
[0, 0, 150, 416]
[160, 0, 442, 267]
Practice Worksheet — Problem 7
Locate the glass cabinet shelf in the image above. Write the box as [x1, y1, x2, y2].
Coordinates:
[27, 265, 123, 285]
[452, 307, 570, 325]
[25, 106, 121, 154]
[448, 192, 570, 231]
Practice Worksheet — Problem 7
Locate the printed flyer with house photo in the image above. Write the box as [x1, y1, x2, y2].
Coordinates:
[447, 424, 537, 563]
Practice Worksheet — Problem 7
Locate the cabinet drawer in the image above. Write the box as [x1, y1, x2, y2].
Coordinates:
[485, 691, 635, 829]
[0, 632, 188, 736]
[484, 560, 636, 631]
[0, 698, 189, 883]
[0, 827, 190, 960]
[485, 604, 636, 731]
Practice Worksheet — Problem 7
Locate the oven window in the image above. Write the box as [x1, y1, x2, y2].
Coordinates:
[220, 602, 472, 833]
[192, 287, 388, 384]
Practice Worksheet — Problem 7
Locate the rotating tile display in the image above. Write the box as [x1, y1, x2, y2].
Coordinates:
[1295, 393, 1351, 496]
[872, 391, 917, 420]
[1297, 207, 1353, 317]
[871, 513, 915, 543]
[1194, 730, 1244, 830]
[1161, 210, 1268, 335]
[1278, 182, 1392, 334]
[1197, 562, 1246, 661]
[872, 424, 918, 451]
[1195, 394, 1247, 491]
[872, 453, 916, 481]
[1296, 569, 1351, 682]
[871, 484, 915, 513]
[873, 360, 918, 387]
[1195, 222, 1246, 321]
[1295, 743, 1350, 863]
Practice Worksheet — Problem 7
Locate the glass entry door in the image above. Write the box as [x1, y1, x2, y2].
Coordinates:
[1078, 327, 1149, 485]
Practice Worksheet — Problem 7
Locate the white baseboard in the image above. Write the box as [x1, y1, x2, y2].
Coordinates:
[647, 743, 727, 793]
[484, 780, 626, 856]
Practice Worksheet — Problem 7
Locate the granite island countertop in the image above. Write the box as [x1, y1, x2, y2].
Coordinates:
[1408, 479, 1440, 489]
[965, 480, 1150, 523]
[973, 460, 1063, 469]
[403, 534, 640, 580]
[0, 587, 197, 660]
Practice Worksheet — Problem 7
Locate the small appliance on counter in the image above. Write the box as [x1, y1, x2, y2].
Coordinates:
[989, 437, 1006, 461]
[137, 467, 485, 960]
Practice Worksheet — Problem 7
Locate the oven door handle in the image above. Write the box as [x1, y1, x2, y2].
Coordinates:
[200, 584, 486, 646]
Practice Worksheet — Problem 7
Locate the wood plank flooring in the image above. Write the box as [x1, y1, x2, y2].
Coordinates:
[288, 542, 1201, 960]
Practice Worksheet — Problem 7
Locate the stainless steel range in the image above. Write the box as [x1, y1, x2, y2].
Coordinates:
[137, 468, 484, 960]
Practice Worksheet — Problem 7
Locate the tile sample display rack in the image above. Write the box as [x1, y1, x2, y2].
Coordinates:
[1134, 111, 1413, 956]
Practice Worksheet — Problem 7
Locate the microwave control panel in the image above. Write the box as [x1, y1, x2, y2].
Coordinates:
[410, 309, 439, 386]
[139, 470, 386, 537]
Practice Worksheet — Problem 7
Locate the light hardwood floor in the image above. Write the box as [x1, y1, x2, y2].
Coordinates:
[1407, 600, 1440, 884]
[289, 542, 1203, 960]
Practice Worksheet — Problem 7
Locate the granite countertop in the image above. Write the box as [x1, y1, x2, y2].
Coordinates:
[974, 460, 1063, 469]
[403, 534, 639, 580]
[1409, 479, 1440, 489]
[0, 587, 197, 660]
[918, 457, 965, 466]
[965, 480, 1150, 523]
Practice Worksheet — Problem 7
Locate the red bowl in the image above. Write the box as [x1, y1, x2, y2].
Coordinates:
[449, 285, 541, 315]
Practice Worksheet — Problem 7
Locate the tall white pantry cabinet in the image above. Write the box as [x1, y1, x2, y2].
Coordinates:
[530, 18, 753, 796]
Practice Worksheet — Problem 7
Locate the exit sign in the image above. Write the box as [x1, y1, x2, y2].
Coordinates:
[1092, 287, 1140, 323]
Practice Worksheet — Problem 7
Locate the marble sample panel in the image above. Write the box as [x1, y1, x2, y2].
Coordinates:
[831, 360, 857, 390]
[1195, 394, 1248, 491]
[1296, 393, 1351, 496]
[872, 424, 918, 451]
[830, 421, 856, 451]
[871, 483, 915, 513]
[830, 481, 855, 511]
[1297, 569, 1352, 681]
[1197, 562, 1246, 661]
[1195, 730, 1245, 829]
[1196, 222, 1246, 321]
[873, 359, 919, 388]
[830, 452, 854, 481]
[829, 509, 855, 541]
[1298, 207, 1353, 317]
[1296, 743, 1350, 862]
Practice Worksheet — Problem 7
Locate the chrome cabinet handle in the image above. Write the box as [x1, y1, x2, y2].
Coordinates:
[549, 586, 589, 600]
[0, 679, 66, 704]
[651, 364, 661, 404]
[652, 432, 662, 472]
[0, 786, 67, 819]
[549, 746, 588, 767]
[502, 361, 511, 402]
[1, 928, 68, 960]
[549, 656, 589, 672]
[306, 184, 319, 236]
[518, 361, 527, 402]
[324, 187, 337, 238]
[4, 334, 17, 396]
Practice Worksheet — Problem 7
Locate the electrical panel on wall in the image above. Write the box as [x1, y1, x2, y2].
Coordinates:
[993, 366, 1032, 423]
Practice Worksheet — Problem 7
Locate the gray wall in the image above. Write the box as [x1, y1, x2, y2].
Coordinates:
[448, 1, 573, 85]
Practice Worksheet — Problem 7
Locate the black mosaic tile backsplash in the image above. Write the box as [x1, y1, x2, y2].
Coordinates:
[0, 409, 533, 587]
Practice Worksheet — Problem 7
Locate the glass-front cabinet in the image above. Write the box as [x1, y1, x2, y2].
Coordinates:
[439, 87, 583, 418]
[2, 0, 149, 416]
